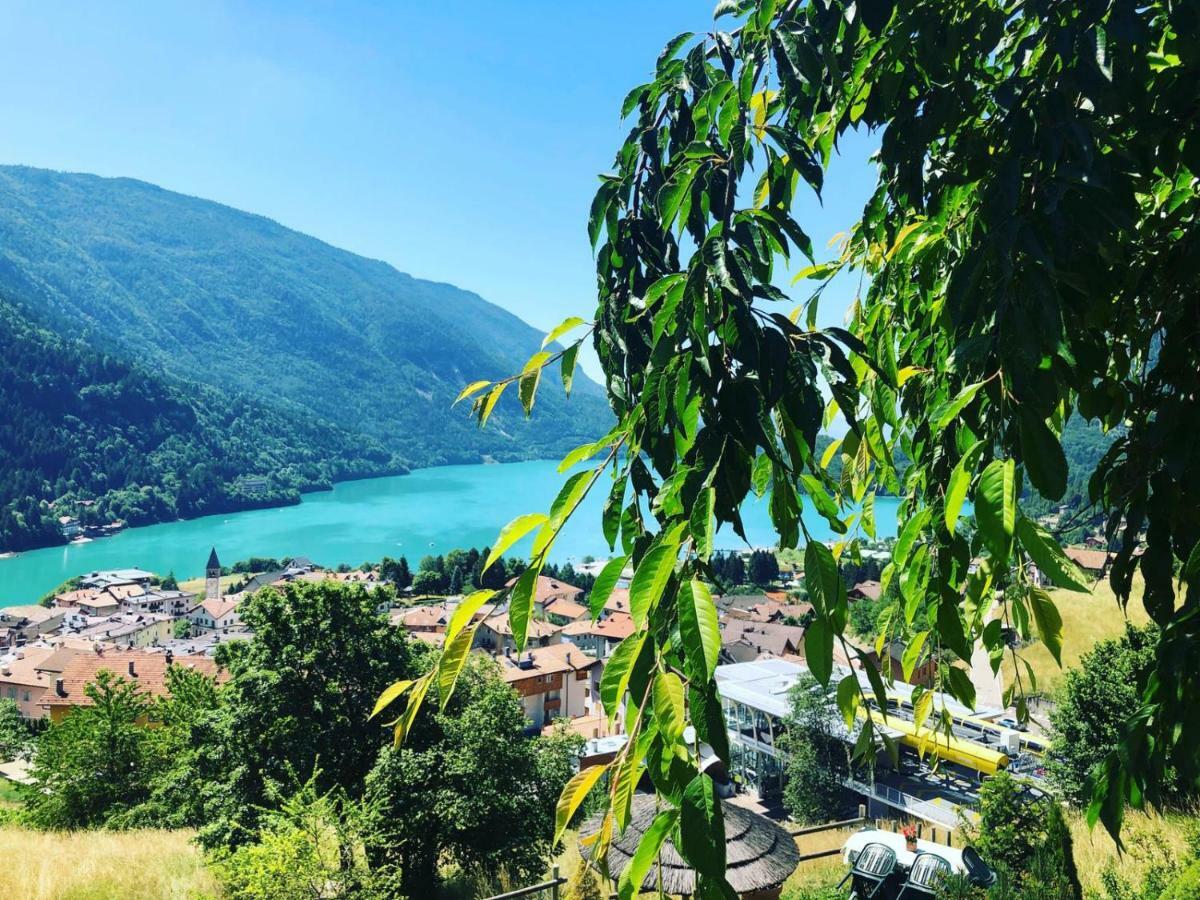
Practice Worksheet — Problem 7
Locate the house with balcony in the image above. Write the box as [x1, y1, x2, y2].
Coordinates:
[495, 640, 601, 733]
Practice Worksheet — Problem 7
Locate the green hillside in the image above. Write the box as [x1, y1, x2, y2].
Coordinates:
[0, 165, 609, 469]
[0, 296, 398, 551]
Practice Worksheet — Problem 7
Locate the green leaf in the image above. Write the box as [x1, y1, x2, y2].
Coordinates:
[454, 380, 491, 405]
[836, 674, 860, 730]
[612, 727, 648, 831]
[589, 555, 629, 619]
[601, 633, 647, 720]
[944, 666, 976, 711]
[936, 597, 971, 661]
[389, 672, 433, 747]
[558, 441, 601, 473]
[478, 383, 506, 427]
[913, 688, 933, 731]
[1028, 586, 1064, 666]
[508, 566, 541, 654]
[555, 763, 610, 845]
[930, 381, 984, 431]
[690, 487, 716, 560]
[804, 616, 833, 685]
[629, 539, 679, 629]
[975, 459, 1017, 559]
[804, 541, 840, 613]
[436, 623, 479, 709]
[679, 774, 725, 878]
[945, 440, 983, 536]
[901, 631, 929, 682]
[445, 589, 496, 640]
[751, 453, 772, 497]
[370, 679, 415, 720]
[485, 513, 548, 573]
[533, 471, 592, 559]
[618, 808, 679, 900]
[654, 671, 686, 743]
[893, 507, 931, 568]
[561, 343, 580, 396]
[542, 316, 587, 349]
[1016, 516, 1090, 592]
[1019, 410, 1068, 500]
[659, 162, 700, 230]
[862, 492, 876, 539]
[518, 351, 552, 415]
[679, 579, 721, 683]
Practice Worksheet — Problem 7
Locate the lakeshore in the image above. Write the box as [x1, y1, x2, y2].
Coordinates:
[0, 459, 903, 605]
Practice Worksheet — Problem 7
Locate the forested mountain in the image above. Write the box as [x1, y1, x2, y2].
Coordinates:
[0, 165, 612, 552]
[0, 296, 399, 551]
[0, 166, 609, 469]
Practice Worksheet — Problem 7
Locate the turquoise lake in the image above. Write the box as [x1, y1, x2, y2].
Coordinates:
[0, 460, 902, 606]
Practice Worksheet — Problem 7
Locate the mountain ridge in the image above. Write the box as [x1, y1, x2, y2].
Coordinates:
[0, 164, 610, 552]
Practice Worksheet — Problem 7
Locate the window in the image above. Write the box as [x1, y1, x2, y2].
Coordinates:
[6, 687, 14, 699]
[22, 691, 30, 702]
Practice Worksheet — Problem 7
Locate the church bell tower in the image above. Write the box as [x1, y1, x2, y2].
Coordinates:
[205, 547, 221, 601]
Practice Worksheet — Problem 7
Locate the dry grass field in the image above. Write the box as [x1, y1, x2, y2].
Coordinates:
[1003, 574, 1151, 696]
[0, 826, 221, 900]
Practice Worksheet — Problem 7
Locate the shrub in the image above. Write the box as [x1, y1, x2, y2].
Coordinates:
[1160, 860, 1200, 900]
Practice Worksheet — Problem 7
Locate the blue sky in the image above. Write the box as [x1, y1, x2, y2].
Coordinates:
[0, 1, 877, 357]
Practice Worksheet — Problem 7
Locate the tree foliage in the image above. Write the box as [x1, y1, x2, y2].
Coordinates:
[191, 580, 423, 848]
[380, 0, 1200, 882]
[363, 655, 584, 897]
[25, 670, 158, 829]
[1048, 624, 1169, 807]
[778, 675, 847, 824]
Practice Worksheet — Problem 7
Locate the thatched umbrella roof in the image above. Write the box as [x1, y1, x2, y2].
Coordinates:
[578, 793, 800, 896]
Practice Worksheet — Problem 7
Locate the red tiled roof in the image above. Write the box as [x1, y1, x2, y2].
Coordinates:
[1063, 547, 1111, 571]
[496, 640, 598, 683]
[41, 651, 225, 709]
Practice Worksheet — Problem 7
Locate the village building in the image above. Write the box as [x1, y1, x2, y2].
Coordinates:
[397, 604, 450, 634]
[474, 613, 562, 653]
[41, 651, 224, 723]
[205, 548, 222, 601]
[0, 646, 58, 718]
[1063, 546, 1112, 577]
[79, 569, 156, 590]
[600, 587, 632, 619]
[187, 598, 242, 633]
[720, 619, 806, 664]
[77, 594, 122, 617]
[0, 606, 67, 643]
[506, 574, 585, 617]
[70, 613, 175, 650]
[560, 612, 636, 659]
[848, 580, 883, 602]
[118, 588, 196, 617]
[541, 596, 590, 624]
[494, 641, 601, 733]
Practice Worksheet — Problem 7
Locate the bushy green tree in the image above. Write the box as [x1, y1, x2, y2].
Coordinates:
[0, 699, 33, 761]
[363, 655, 579, 897]
[1049, 625, 1161, 806]
[212, 769, 387, 900]
[779, 675, 846, 824]
[25, 670, 161, 829]
[192, 580, 423, 848]
[974, 773, 1048, 877]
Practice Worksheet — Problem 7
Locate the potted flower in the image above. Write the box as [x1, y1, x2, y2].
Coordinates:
[902, 823, 918, 852]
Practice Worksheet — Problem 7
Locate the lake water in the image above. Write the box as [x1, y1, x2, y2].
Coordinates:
[0, 460, 902, 605]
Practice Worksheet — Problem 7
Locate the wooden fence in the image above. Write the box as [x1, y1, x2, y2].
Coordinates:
[483, 865, 565, 900]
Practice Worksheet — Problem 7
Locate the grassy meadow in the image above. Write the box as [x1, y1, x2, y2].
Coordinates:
[1003, 574, 1151, 696]
[0, 826, 220, 899]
